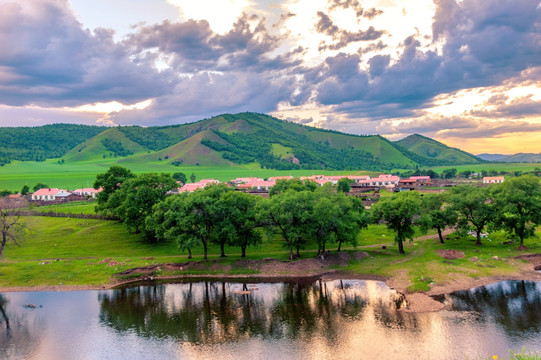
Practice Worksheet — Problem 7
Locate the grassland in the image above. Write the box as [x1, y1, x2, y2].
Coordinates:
[0, 158, 375, 192]
[1, 212, 538, 292]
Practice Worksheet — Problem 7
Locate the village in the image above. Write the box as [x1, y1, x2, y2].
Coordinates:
[10, 173, 505, 206]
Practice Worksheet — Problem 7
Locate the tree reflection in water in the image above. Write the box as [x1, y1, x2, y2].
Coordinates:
[436, 280, 541, 335]
[98, 279, 406, 344]
[0, 294, 44, 359]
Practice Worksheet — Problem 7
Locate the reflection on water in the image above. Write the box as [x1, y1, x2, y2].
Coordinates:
[0, 280, 540, 360]
[434, 280, 541, 336]
[98, 280, 406, 343]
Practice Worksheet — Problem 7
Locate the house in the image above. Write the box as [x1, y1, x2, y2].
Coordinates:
[8, 193, 22, 199]
[237, 180, 276, 191]
[409, 176, 431, 183]
[358, 175, 400, 188]
[31, 188, 72, 201]
[231, 177, 264, 184]
[398, 179, 417, 186]
[179, 179, 219, 192]
[483, 176, 504, 184]
[72, 187, 102, 198]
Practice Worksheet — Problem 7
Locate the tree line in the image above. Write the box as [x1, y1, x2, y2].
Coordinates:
[92, 166, 541, 259]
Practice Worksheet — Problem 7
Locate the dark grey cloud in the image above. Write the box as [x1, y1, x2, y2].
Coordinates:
[313, 0, 541, 121]
[0, 0, 171, 107]
[375, 115, 541, 139]
[126, 12, 300, 73]
[315, 11, 384, 50]
[109, 70, 298, 126]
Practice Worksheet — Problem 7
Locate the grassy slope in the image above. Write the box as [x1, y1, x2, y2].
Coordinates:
[306, 131, 414, 165]
[396, 134, 483, 164]
[63, 127, 148, 163]
[0, 212, 538, 288]
[120, 130, 234, 167]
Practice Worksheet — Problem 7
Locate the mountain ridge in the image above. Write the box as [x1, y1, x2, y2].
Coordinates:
[0, 112, 485, 170]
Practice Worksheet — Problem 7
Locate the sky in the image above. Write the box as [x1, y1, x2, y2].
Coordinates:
[0, 0, 540, 154]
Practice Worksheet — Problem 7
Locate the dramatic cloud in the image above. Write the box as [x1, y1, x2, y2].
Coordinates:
[0, 0, 540, 153]
[0, 0, 171, 107]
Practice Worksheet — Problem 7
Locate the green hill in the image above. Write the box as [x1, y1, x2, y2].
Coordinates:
[1, 113, 486, 171]
[478, 153, 541, 163]
[121, 130, 235, 166]
[395, 134, 484, 165]
[63, 127, 148, 162]
[0, 124, 107, 165]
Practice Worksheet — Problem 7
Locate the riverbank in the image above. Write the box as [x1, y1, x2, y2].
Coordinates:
[2, 251, 540, 314]
[1, 216, 540, 313]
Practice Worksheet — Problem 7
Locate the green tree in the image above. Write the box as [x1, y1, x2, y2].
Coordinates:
[217, 191, 262, 257]
[112, 173, 178, 239]
[448, 185, 494, 245]
[93, 166, 136, 213]
[156, 185, 229, 260]
[148, 194, 197, 259]
[190, 173, 196, 183]
[32, 183, 49, 192]
[258, 190, 315, 259]
[269, 179, 317, 197]
[491, 175, 541, 248]
[418, 193, 457, 243]
[313, 188, 367, 253]
[172, 172, 187, 184]
[0, 190, 11, 197]
[336, 178, 353, 193]
[441, 168, 457, 179]
[20, 185, 30, 195]
[371, 191, 421, 254]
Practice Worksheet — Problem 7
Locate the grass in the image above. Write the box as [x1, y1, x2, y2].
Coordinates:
[31, 201, 97, 215]
[0, 159, 369, 192]
[0, 214, 538, 289]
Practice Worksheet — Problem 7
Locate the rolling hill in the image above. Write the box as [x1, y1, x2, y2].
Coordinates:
[0, 113, 486, 171]
[63, 127, 148, 162]
[395, 134, 484, 165]
[477, 153, 541, 163]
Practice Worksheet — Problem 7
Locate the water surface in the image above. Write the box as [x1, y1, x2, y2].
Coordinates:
[0, 279, 540, 360]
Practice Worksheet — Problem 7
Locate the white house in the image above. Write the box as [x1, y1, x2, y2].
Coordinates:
[31, 188, 72, 201]
[483, 176, 504, 184]
[72, 187, 102, 198]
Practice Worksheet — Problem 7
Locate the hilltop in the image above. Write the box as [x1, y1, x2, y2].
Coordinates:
[396, 134, 483, 165]
[477, 153, 541, 163]
[0, 113, 484, 171]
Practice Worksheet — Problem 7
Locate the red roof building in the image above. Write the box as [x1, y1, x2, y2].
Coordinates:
[483, 176, 504, 184]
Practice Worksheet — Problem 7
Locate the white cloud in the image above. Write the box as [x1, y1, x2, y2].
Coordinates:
[167, 0, 255, 34]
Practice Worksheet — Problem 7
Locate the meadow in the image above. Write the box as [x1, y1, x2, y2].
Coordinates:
[1, 157, 539, 192]
[1, 213, 537, 290]
[0, 158, 374, 192]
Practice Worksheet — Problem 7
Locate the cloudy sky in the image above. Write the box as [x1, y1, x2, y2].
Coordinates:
[1, 0, 540, 154]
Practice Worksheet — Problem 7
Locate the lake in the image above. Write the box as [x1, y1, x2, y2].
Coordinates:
[1, 279, 540, 360]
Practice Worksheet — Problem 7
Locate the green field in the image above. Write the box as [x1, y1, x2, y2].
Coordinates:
[0, 213, 537, 289]
[0, 159, 373, 192]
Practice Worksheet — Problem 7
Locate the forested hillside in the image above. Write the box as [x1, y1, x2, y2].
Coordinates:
[0, 124, 107, 165]
[396, 134, 484, 165]
[0, 113, 486, 171]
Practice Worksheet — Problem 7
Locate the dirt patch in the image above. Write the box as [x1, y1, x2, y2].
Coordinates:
[114, 251, 369, 281]
[515, 253, 541, 267]
[436, 249, 465, 259]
